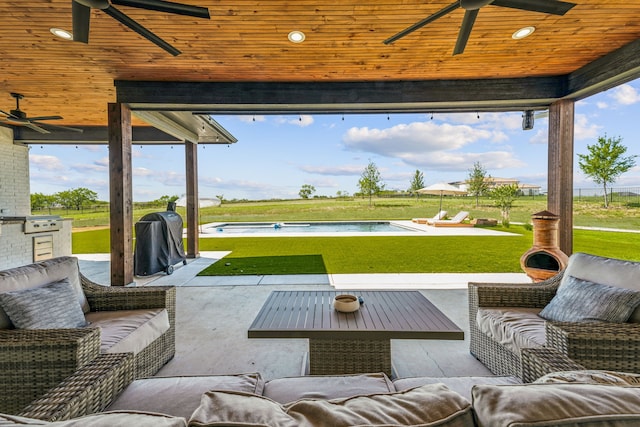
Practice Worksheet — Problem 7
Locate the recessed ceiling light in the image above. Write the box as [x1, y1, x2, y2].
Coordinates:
[512, 26, 535, 40]
[50, 28, 73, 40]
[288, 30, 305, 43]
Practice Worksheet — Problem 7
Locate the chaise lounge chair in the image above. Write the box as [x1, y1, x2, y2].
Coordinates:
[412, 210, 447, 224]
[428, 211, 472, 227]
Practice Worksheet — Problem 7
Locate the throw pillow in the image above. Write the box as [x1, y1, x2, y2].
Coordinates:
[535, 370, 640, 386]
[189, 383, 474, 427]
[539, 275, 640, 322]
[0, 278, 88, 329]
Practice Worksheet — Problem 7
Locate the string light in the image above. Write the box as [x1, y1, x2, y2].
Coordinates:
[477, 112, 480, 119]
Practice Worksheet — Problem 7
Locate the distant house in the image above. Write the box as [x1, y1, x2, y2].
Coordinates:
[451, 177, 542, 196]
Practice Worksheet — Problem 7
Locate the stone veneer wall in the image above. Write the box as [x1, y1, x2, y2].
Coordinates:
[0, 127, 73, 270]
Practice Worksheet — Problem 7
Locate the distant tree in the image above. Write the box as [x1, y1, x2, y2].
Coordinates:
[336, 190, 349, 198]
[578, 135, 637, 208]
[299, 184, 316, 199]
[215, 194, 225, 203]
[30, 192, 56, 213]
[489, 184, 520, 226]
[55, 187, 98, 211]
[408, 170, 425, 198]
[358, 160, 385, 207]
[467, 161, 491, 208]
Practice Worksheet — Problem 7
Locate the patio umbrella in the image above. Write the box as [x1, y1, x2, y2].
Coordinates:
[175, 196, 221, 208]
[417, 183, 467, 216]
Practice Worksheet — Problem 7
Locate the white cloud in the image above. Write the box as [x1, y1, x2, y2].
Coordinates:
[276, 115, 314, 127]
[597, 101, 608, 109]
[574, 114, 601, 140]
[342, 121, 491, 156]
[299, 164, 363, 176]
[133, 167, 153, 177]
[610, 84, 640, 106]
[29, 154, 65, 171]
[399, 150, 525, 171]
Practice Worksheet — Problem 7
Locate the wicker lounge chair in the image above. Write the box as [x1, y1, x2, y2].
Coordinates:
[0, 257, 175, 414]
[469, 253, 640, 379]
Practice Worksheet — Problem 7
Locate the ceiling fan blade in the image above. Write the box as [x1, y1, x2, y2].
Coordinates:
[31, 121, 84, 133]
[0, 109, 19, 119]
[384, 2, 460, 44]
[23, 122, 51, 134]
[103, 5, 181, 56]
[453, 9, 478, 55]
[72, 0, 91, 43]
[26, 115, 64, 121]
[111, 0, 210, 19]
[491, 0, 576, 15]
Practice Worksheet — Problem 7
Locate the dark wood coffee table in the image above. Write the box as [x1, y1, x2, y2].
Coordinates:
[248, 290, 464, 376]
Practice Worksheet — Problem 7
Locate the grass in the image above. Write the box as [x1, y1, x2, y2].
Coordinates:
[72, 225, 640, 274]
[197, 254, 327, 276]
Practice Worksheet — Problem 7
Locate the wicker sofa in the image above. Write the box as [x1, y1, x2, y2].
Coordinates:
[5, 351, 640, 426]
[469, 252, 640, 380]
[0, 256, 176, 414]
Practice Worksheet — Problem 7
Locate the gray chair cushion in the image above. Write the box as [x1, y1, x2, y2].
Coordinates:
[263, 373, 394, 404]
[393, 375, 522, 402]
[107, 373, 264, 419]
[0, 278, 87, 329]
[539, 275, 640, 323]
[85, 308, 170, 355]
[476, 307, 546, 354]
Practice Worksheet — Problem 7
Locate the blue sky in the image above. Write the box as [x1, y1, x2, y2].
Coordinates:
[29, 79, 640, 202]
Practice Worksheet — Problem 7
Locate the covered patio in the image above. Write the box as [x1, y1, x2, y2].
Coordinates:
[0, 1, 639, 284]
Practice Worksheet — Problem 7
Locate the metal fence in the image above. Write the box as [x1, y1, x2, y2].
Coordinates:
[574, 186, 640, 204]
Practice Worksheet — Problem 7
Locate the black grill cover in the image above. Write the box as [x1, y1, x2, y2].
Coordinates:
[134, 211, 186, 276]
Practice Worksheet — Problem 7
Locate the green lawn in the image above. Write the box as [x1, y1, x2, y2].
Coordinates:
[72, 225, 640, 274]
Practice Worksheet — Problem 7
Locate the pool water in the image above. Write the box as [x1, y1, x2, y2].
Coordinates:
[204, 221, 415, 234]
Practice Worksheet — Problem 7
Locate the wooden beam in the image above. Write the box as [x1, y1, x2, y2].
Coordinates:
[547, 99, 575, 256]
[185, 142, 199, 258]
[567, 39, 640, 101]
[108, 103, 134, 286]
[115, 78, 565, 114]
[13, 126, 181, 145]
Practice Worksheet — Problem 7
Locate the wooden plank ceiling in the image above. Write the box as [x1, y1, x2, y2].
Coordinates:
[0, 0, 639, 127]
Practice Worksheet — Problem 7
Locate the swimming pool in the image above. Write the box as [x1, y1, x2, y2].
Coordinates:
[202, 221, 417, 234]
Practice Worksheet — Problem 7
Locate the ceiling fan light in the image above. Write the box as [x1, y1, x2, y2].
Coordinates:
[288, 31, 305, 43]
[50, 28, 73, 40]
[512, 26, 535, 40]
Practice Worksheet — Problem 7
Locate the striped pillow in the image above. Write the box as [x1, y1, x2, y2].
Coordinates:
[539, 275, 640, 323]
[0, 278, 88, 329]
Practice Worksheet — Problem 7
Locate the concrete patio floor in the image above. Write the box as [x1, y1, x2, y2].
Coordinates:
[78, 253, 531, 380]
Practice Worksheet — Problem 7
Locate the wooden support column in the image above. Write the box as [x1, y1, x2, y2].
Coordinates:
[108, 103, 134, 286]
[547, 99, 575, 256]
[185, 142, 200, 258]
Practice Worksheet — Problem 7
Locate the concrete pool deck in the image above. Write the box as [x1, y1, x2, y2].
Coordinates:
[77, 251, 531, 289]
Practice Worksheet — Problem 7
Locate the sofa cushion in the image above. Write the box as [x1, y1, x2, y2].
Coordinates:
[476, 307, 546, 354]
[189, 383, 474, 427]
[472, 383, 640, 427]
[263, 373, 394, 404]
[0, 411, 187, 426]
[563, 252, 640, 322]
[106, 373, 265, 419]
[393, 375, 522, 401]
[0, 257, 89, 329]
[85, 308, 169, 355]
[539, 275, 640, 323]
[0, 278, 88, 329]
[534, 370, 640, 385]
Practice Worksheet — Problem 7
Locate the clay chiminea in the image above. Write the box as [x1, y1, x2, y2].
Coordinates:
[520, 210, 569, 282]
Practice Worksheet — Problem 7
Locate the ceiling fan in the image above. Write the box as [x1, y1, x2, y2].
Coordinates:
[0, 93, 83, 134]
[383, 0, 576, 55]
[71, 0, 211, 56]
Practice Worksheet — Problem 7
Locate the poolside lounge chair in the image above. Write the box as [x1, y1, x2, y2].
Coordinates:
[412, 210, 447, 224]
[428, 211, 472, 227]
